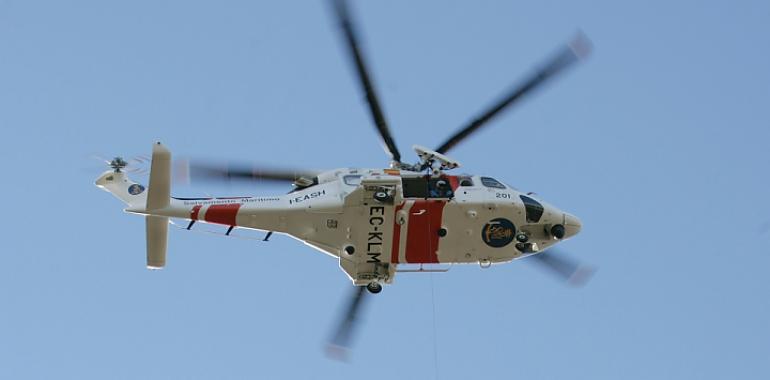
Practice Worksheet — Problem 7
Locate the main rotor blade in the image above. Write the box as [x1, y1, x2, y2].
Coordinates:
[184, 161, 318, 185]
[435, 33, 592, 154]
[332, 0, 402, 163]
[326, 285, 368, 360]
[529, 249, 594, 287]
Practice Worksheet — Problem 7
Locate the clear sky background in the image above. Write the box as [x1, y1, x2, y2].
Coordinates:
[1, 0, 769, 379]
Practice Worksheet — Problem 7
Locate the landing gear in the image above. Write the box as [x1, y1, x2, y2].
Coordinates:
[516, 242, 538, 254]
[366, 282, 382, 294]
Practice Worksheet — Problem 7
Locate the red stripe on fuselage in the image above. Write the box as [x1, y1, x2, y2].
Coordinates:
[205, 204, 241, 226]
[190, 205, 202, 220]
[446, 175, 459, 191]
[391, 203, 405, 263]
[405, 200, 446, 264]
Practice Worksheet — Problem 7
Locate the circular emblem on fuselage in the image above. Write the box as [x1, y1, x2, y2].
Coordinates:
[481, 218, 516, 248]
[128, 184, 145, 195]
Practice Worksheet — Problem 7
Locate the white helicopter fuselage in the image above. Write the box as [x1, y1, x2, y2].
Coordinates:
[94, 0, 591, 351]
[97, 146, 581, 287]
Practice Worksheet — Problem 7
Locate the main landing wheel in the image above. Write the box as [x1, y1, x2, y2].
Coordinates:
[366, 282, 382, 294]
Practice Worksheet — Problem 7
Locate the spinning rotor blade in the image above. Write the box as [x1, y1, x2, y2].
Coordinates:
[435, 33, 592, 154]
[185, 161, 318, 185]
[529, 249, 594, 287]
[87, 154, 151, 175]
[326, 285, 368, 360]
[332, 0, 402, 164]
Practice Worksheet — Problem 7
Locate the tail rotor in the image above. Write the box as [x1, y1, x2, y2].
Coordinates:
[90, 154, 151, 175]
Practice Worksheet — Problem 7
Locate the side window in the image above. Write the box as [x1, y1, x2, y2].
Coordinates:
[402, 177, 428, 198]
[428, 178, 453, 198]
[458, 177, 474, 187]
[343, 175, 362, 186]
[519, 195, 544, 223]
[402, 177, 454, 198]
[481, 177, 506, 189]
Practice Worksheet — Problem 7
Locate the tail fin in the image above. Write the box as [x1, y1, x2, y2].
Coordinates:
[94, 171, 147, 208]
[95, 142, 173, 269]
[145, 142, 172, 269]
[94, 142, 172, 211]
[146, 142, 171, 211]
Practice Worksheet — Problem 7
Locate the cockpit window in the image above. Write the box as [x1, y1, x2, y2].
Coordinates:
[343, 175, 362, 186]
[519, 195, 544, 223]
[481, 177, 506, 189]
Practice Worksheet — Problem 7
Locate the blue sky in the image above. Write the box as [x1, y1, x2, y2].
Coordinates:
[1, 0, 769, 379]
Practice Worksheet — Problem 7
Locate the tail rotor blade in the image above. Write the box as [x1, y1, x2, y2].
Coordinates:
[87, 154, 151, 176]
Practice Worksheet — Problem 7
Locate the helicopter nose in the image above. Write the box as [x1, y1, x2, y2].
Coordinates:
[563, 213, 582, 238]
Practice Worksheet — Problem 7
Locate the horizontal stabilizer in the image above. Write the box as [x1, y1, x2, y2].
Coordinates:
[146, 215, 169, 269]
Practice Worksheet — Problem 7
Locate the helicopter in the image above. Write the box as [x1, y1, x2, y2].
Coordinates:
[95, 0, 592, 354]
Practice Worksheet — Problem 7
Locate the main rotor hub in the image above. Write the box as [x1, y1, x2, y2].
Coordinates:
[412, 145, 460, 175]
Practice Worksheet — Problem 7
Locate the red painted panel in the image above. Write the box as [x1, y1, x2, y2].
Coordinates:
[190, 205, 202, 220]
[446, 175, 459, 191]
[405, 200, 445, 263]
[205, 204, 241, 226]
[390, 203, 405, 263]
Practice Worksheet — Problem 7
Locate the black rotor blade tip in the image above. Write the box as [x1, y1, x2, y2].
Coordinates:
[530, 252, 595, 287]
[329, 0, 402, 163]
[326, 286, 368, 360]
[434, 33, 592, 155]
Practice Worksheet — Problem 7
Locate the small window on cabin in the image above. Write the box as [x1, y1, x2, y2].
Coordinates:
[343, 175, 362, 186]
[520, 195, 544, 223]
[458, 177, 474, 187]
[481, 177, 506, 189]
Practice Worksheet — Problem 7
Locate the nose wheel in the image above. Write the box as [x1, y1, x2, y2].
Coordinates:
[366, 282, 382, 294]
